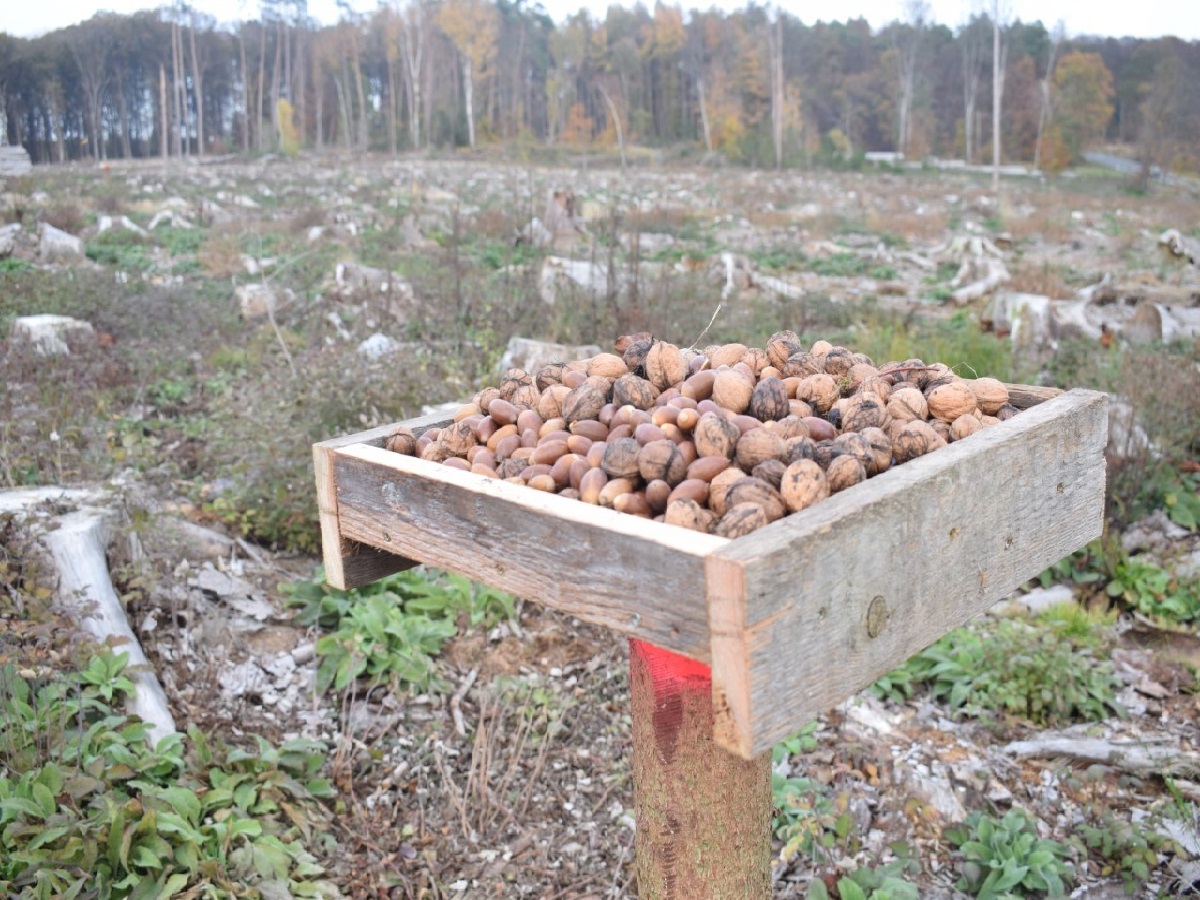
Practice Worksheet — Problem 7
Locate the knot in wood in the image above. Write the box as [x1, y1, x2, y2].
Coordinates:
[866, 596, 889, 639]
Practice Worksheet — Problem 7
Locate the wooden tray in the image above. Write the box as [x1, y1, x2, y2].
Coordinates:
[314, 386, 1108, 758]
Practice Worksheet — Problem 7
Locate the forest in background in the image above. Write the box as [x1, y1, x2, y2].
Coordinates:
[1, 1, 1198, 177]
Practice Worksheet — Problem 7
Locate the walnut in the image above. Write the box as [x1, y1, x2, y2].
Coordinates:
[950, 414, 982, 442]
[892, 420, 944, 464]
[622, 337, 654, 375]
[795, 373, 840, 414]
[822, 346, 855, 378]
[708, 467, 748, 517]
[601, 437, 641, 479]
[750, 377, 790, 422]
[969, 377, 1010, 416]
[588, 352, 629, 379]
[780, 459, 829, 513]
[782, 351, 823, 379]
[840, 392, 890, 433]
[645, 341, 688, 391]
[887, 386, 928, 423]
[724, 477, 786, 522]
[694, 413, 741, 459]
[715, 503, 770, 538]
[708, 342, 748, 368]
[826, 454, 866, 493]
[664, 498, 714, 533]
[385, 426, 418, 456]
[735, 427, 787, 470]
[711, 369, 755, 414]
[613, 374, 658, 410]
[859, 426, 892, 476]
[562, 383, 607, 423]
[638, 439, 687, 485]
[766, 330, 803, 370]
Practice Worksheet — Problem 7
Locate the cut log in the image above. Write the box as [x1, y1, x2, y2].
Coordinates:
[0, 488, 176, 742]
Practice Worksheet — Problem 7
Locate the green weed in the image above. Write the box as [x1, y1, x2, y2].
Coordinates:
[872, 617, 1122, 726]
[946, 808, 1074, 898]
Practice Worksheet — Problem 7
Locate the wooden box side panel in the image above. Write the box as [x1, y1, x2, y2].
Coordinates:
[313, 411, 451, 590]
[711, 389, 1108, 758]
[333, 444, 724, 660]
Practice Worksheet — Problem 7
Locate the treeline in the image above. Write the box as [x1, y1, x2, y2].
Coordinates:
[1, 2, 1198, 174]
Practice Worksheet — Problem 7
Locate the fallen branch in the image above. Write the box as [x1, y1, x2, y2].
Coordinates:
[1003, 736, 1200, 778]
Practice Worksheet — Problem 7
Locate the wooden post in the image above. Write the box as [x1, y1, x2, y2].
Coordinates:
[629, 639, 772, 900]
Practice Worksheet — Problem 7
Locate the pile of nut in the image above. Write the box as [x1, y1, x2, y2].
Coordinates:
[383, 333, 1018, 538]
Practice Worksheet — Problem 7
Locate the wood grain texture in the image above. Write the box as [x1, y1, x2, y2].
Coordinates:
[312, 411, 452, 590]
[332, 443, 726, 659]
[313, 441, 415, 590]
[1004, 383, 1064, 409]
[708, 389, 1108, 758]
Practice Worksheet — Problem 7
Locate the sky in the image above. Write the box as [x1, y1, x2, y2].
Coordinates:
[4, 0, 1199, 41]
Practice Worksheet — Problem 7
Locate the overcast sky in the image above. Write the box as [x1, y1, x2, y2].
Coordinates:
[4, 0, 1198, 41]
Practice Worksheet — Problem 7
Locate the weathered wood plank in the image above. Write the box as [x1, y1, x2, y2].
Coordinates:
[313, 441, 415, 590]
[332, 444, 725, 659]
[1004, 382, 1063, 409]
[312, 411, 453, 590]
[708, 389, 1108, 758]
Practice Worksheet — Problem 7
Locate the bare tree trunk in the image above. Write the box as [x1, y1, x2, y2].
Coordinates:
[294, 26, 307, 150]
[349, 25, 368, 151]
[256, 23, 267, 152]
[1033, 21, 1064, 172]
[768, 13, 784, 169]
[171, 21, 184, 157]
[188, 16, 205, 157]
[401, 6, 424, 150]
[116, 76, 132, 159]
[334, 73, 352, 151]
[696, 76, 713, 153]
[462, 55, 475, 148]
[270, 21, 283, 148]
[239, 32, 251, 152]
[159, 62, 169, 160]
[597, 84, 626, 170]
[387, 52, 398, 154]
[991, 4, 1006, 194]
[314, 70, 324, 150]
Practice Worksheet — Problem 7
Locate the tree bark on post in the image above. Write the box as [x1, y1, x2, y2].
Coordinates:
[629, 639, 772, 900]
